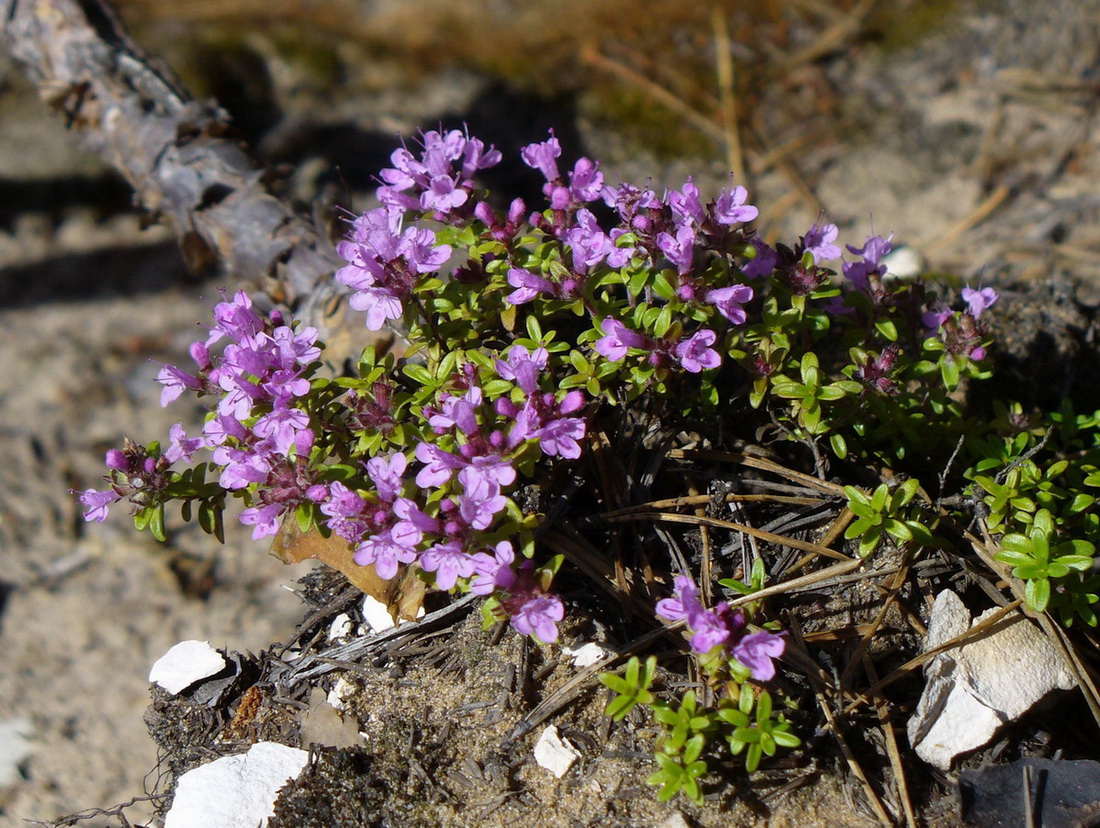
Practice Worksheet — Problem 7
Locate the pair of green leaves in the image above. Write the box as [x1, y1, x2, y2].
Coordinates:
[843, 478, 934, 557]
[994, 509, 1094, 612]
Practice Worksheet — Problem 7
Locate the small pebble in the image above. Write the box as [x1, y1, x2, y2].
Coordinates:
[149, 640, 227, 695]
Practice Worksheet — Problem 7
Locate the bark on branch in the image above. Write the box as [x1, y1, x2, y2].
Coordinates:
[0, 0, 340, 318]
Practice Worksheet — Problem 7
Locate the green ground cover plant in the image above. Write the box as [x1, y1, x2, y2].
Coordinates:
[76, 127, 1100, 804]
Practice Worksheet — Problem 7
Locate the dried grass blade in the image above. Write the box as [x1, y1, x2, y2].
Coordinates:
[863, 654, 917, 828]
[603, 510, 853, 561]
[789, 617, 895, 826]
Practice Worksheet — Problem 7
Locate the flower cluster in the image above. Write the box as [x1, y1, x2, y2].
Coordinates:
[657, 576, 786, 681]
[78, 127, 999, 679]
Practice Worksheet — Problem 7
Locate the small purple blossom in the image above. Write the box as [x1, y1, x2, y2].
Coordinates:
[355, 528, 419, 580]
[656, 576, 785, 681]
[675, 329, 721, 373]
[714, 181, 758, 225]
[164, 423, 205, 464]
[77, 488, 122, 523]
[520, 133, 561, 182]
[470, 541, 517, 596]
[804, 220, 841, 263]
[669, 177, 706, 225]
[568, 157, 604, 203]
[366, 452, 408, 502]
[510, 594, 565, 643]
[419, 540, 476, 590]
[566, 209, 612, 273]
[843, 234, 893, 292]
[741, 236, 778, 279]
[962, 285, 998, 318]
[706, 284, 753, 325]
[594, 318, 648, 361]
[732, 631, 786, 682]
[505, 267, 556, 305]
[656, 223, 696, 275]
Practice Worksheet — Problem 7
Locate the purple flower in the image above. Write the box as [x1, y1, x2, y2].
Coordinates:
[156, 364, 202, 407]
[470, 541, 517, 596]
[510, 594, 565, 643]
[207, 290, 265, 347]
[366, 452, 407, 502]
[656, 223, 696, 275]
[77, 488, 121, 522]
[706, 284, 753, 325]
[714, 182, 758, 225]
[962, 285, 998, 318]
[494, 346, 548, 395]
[252, 404, 310, 457]
[428, 389, 481, 434]
[376, 128, 500, 217]
[843, 234, 893, 291]
[456, 467, 507, 530]
[355, 528, 418, 580]
[239, 502, 285, 540]
[804, 221, 841, 263]
[922, 308, 952, 330]
[534, 416, 586, 459]
[506, 267, 556, 306]
[656, 576, 782, 676]
[419, 540, 475, 590]
[669, 177, 706, 225]
[337, 208, 453, 331]
[415, 442, 464, 487]
[594, 318, 648, 361]
[568, 157, 604, 203]
[732, 630, 786, 681]
[742, 236, 778, 279]
[164, 423, 205, 464]
[521, 132, 562, 182]
[675, 329, 721, 373]
[566, 209, 612, 273]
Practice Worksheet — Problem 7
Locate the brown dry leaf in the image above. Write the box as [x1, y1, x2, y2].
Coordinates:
[270, 518, 425, 622]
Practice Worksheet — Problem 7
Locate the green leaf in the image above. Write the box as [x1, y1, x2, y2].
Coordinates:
[1026, 577, 1052, 612]
[772, 729, 801, 748]
[526, 313, 543, 342]
[940, 356, 960, 390]
[149, 503, 167, 542]
[830, 432, 848, 460]
[875, 319, 898, 341]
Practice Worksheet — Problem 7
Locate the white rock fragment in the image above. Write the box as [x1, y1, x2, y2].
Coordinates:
[565, 641, 614, 668]
[908, 590, 1078, 769]
[164, 741, 309, 828]
[361, 594, 396, 633]
[659, 813, 692, 828]
[327, 612, 356, 642]
[0, 717, 34, 787]
[883, 245, 925, 279]
[534, 725, 580, 778]
[149, 640, 227, 695]
[326, 675, 358, 711]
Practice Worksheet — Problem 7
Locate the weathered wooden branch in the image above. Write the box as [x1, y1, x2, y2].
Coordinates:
[0, 0, 341, 320]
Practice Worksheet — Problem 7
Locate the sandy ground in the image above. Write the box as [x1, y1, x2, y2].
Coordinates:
[2, 0, 1099, 824]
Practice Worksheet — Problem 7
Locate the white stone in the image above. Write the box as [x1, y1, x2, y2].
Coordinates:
[149, 640, 227, 695]
[565, 642, 614, 668]
[361, 594, 396, 633]
[0, 717, 33, 787]
[327, 613, 356, 642]
[659, 813, 692, 828]
[883, 245, 925, 280]
[908, 591, 1078, 769]
[326, 675, 358, 711]
[534, 725, 580, 778]
[164, 741, 309, 828]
